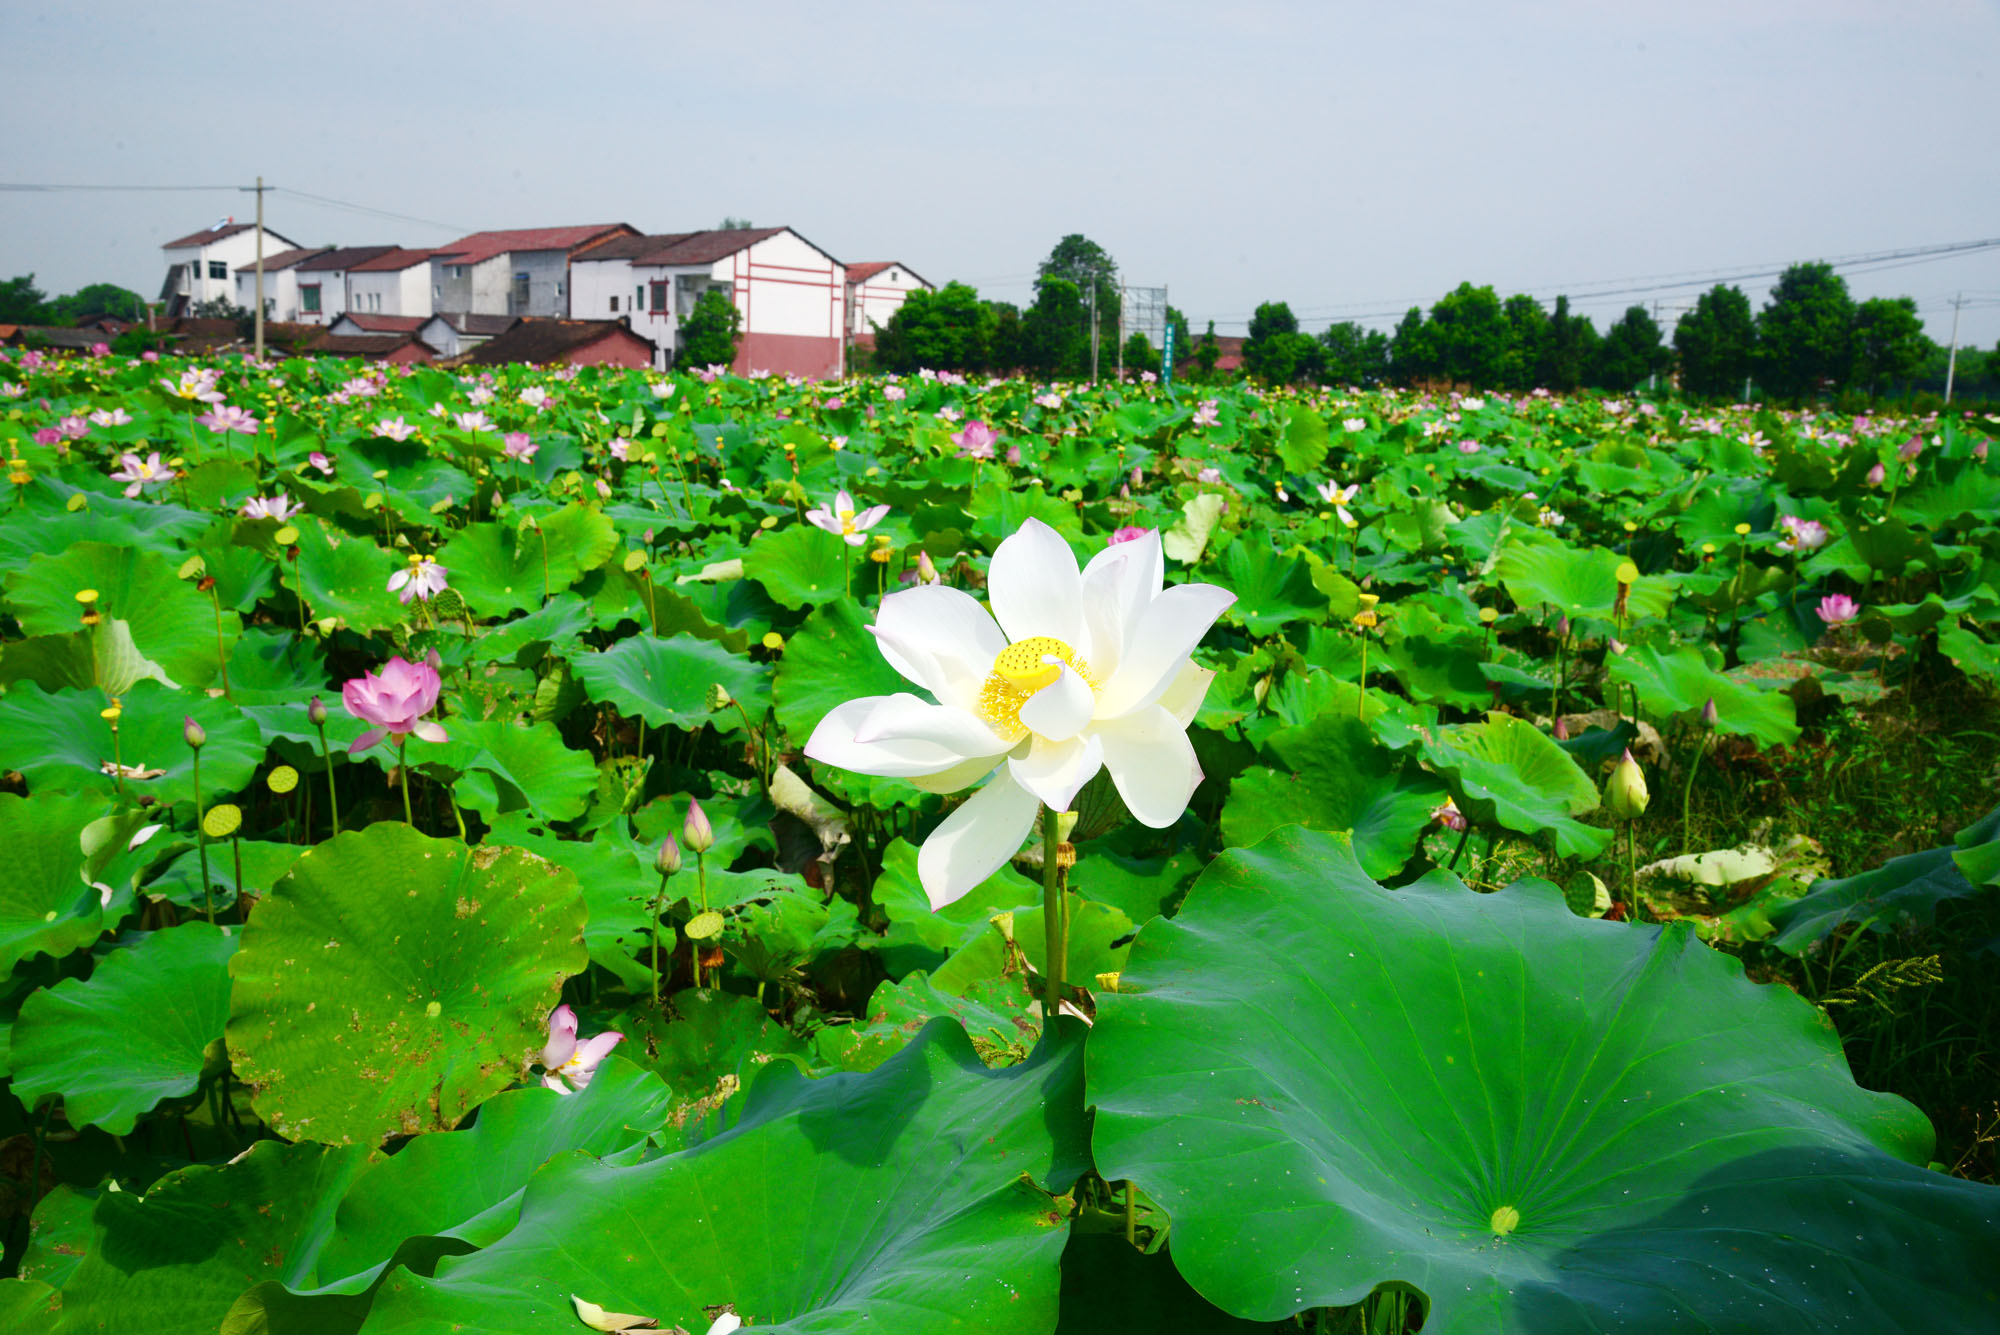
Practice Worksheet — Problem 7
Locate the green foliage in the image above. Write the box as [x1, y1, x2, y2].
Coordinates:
[1757, 261, 1858, 399]
[1674, 283, 1757, 398]
[871, 280, 995, 373]
[1592, 303, 1670, 390]
[677, 288, 742, 368]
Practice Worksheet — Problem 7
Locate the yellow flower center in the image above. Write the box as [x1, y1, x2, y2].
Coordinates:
[978, 636, 1094, 736]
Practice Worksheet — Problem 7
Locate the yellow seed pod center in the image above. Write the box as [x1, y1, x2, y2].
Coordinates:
[992, 637, 1071, 693]
[1489, 1204, 1522, 1237]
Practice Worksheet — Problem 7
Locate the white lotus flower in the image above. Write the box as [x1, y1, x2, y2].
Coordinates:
[805, 520, 1233, 908]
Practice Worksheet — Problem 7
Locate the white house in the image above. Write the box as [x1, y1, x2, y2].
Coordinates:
[414, 312, 519, 358]
[291, 247, 400, 326]
[844, 262, 932, 351]
[346, 248, 436, 319]
[568, 226, 847, 377]
[428, 225, 638, 319]
[231, 247, 329, 323]
[160, 220, 301, 316]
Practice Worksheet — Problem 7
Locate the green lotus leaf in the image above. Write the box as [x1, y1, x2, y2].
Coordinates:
[437, 503, 619, 616]
[817, 969, 1041, 1073]
[611, 989, 810, 1119]
[1088, 825, 2000, 1332]
[967, 475, 1084, 548]
[772, 597, 909, 747]
[1940, 623, 2000, 686]
[1274, 404, 1330, 474]
[572, 633, 771, 733]
[1222, 714, 1447, 877]
[1163, 492, 1227, 564]
[417, 714, 598, 823]
[38, 1139, 367, 1335]
[0, 619, 177, 696]
[4, 541, 239, 689]
[0, 680, 264, 807]
[1607, 643, 1801, 747]
[741, 520, 856, 609]
[0, 790, 109, 978]
[870, 835, 1041, 967]
[1215, 541, 1327, 636]
[9, 922, 235, 1135]
[1767, 827, 1996, 958]
[0, 1279, 58, 1334]
[1420, 712, 1611, 859]
[485, 812, 661, 990]
[284, 516, 406, 633]
[225, 824, 589, 1145]
[356, 1020, 1087, 1335]
[1377, 604, 1491, 707]
[144, 839, 302, 913]
[1496, 539, 1675, 621]
[1055, 1234, 1284, 1334]
[0, 493, 210, 566]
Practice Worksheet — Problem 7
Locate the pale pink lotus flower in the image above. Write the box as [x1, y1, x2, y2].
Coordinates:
[1109, 526, 1151, 545]
[1897, 436, 1923, 462]
[952, 420, 997, 460]
[518, 386, 550, 410]
[308, 451, 335, 475]
[1776, 514, 1829, 553]
[452, 410, 492, 433]
[89, 342, 110, 357]
[198, 404, 260, 435]
[0, 383, 22, 399]
[608, 439, 630, 461]
[540, 1004, 622, 1094]
[1457, 440, 1482, 454]
[1865, 462, 1886, 486]
[1317, 480, 1360, 527]
[805, 490, 889, 546]
[1343, 417, 1367, 433]
[1034, 392, 1064, 410]
[241, 493, 301, 521]
[56, 415, 90, 440]
[1192, 399, 1219, 426]
[428, 403, 449, 419]
[467, 386, 495, 406]
[936, 406, 963, 424]
[1816, 593, 1859, 626]
[108, 451, 172, 497]
[1141, 370, 1158, 384]
[1197, 466, 1221, 484]
[162, 368, 224, 403]
[88, 407, 132, 428]
[648, 381, 675, 400]
[342, 654, 448, 753]
[1537, 507, 1565, 528]
[594, 477, 611, 499]
[141, 350, 159, 362]
[32, 428, 60, 448]
[883, 384, 907, 401]
[503, 432, 538, 462]
[387, 554, 450, 604]
[375, 415, 418, 441]
[1006, 445, 1023, 464]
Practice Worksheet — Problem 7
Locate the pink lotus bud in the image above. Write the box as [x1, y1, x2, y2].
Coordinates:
[183, 716, 206, 749]
[1552, 716, 1570, 741]
[683, 799, 714, 853]
[307, 696, 328, 726]
[1700, 697, 1718, 728]
[655, 835, 682, 876]
[1866, 462, 1886, 486]
[1109, 526, 1150, 546]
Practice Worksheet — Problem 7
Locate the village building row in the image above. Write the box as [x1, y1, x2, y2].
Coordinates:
[159, 218, 929, 376]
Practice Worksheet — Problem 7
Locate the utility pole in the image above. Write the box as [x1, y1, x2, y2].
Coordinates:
[1944, 292, 1964, 405]
[1116, 282, 1125, 382]
[242, 176, 270, 360]
[1088, 274, 1099, 384]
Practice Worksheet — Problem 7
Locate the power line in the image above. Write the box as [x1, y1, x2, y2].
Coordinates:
[271, 188, 469, 235]
[2, 180, 471, 236]
[0, 182, 241, 192]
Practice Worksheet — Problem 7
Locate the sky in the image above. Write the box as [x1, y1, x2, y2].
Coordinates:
[4, 0, 1998, 346]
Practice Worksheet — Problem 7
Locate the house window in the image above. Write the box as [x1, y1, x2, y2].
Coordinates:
[649, 281, 668, 313]
[434, 284, 442, 299]
[635, 286, 643, 311]
[512, 272, 530, 310]
[209, 261, 227, 279]
[609, 296, 619, 312]
[301, 285, 321, 313]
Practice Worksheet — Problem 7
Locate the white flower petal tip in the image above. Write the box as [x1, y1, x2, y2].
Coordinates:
[1017, 663, 1095, 742]
[917, 771, 1040, 909]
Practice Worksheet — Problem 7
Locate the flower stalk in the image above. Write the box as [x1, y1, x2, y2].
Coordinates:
[1041, 805, 1067, 1022]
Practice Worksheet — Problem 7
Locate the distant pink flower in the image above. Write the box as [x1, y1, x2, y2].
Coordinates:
[951, 420, 997, 459]
[342, 654, 447, 754]
[883, 384, 907, 401]
[56, 415, 89, 440]
[1192, 399, 1219, 426]
[540, 1004, 622, 1094]
[88, 407, 132, 428]
[1777, 514, 1829, 553]
[805, 490, 889, 546]
[1317, 480, 1360, 527]
[31, 428, 60, 448]
[241, 493, 300, 521]
[198, 404, 260, 435]
[308, 451, 334, 475]
[374, 415, 417, 441]
[89, 342, 110, 357]
[1816, 594, 1859, 626]
[1457, 440, 1482, 454]
[609, 439, 630, 461]
[1897, 436, 1923, 462]
[936, 406, 963, 424]
[1034, 392, 1064, 410]
[387, 554, 449, 604]
[467, 386, 495, 406]
[1865, 462, 1886, 486]
[1109, 526, 1150, 545]
[452, 410, 492, 433]
[503, 432, 537, 461]
[142, 350, 160, 362]
[1140, 370, 1158, 384]
[1198, 466, 1221, 484]
[108, 451, 171, 497]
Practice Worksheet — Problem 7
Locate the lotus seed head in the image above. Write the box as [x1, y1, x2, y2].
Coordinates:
[1490, 1205, 1522, 1236]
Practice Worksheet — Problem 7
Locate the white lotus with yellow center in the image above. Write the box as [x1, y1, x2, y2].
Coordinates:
[805, 519, 1234, 908]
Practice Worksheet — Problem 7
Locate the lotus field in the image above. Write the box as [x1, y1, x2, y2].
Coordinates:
[1, 346, 1998, 1335]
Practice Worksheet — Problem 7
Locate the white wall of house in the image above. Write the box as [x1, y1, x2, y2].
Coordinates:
[348, 264, 433, 318]
[233, 266, 305, 322]
[162, 226, 293, 309]
[294, 266, 353, 326]
[850, 265, 930, 336]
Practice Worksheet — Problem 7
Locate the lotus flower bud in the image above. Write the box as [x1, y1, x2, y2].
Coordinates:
[183, 715, 206, 749]
[1866, 462, 1886, 486]
[683, 799, 714, 854]
[1605, 748, 1650, 819]
[1553, 716, 1570, 741]
[916, 550, 940, 585]
[307, 695, 328, 726]
[1609, 638, 1628, 655]
[1700, 697, 1718, 729]
[655, 834, 682, 876]
[424, 647, 443, 673]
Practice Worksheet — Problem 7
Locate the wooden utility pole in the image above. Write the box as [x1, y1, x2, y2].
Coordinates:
[1944, 293, 1964, 405]
[242, 176, 270, 359]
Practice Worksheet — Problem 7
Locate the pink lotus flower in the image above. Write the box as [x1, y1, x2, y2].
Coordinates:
[199, 404, 260, 435]
[540, 1004, 622, 1094]
[503, 432, 537, 461]
[1109, 526, 1151, 545]
[952, 420, 998, 460]
[452, 410, 492, 433]
[241, 493, 300, 521]
[1192, 399, 1219, 427]
[1777, 514, 1829, 553]
[89, 342, 110, 357]
[1865, 462, 1886, 486]
[1035, 392, 1064, 410]
[1198, 466, 1221, 484]
[805, 490, 889, 546]
[1897, 436, 1924, 462]
[342, 655, 448, 753]
[56, 415, 89, 440]
[388, 554, 449, 604]
[308, 451, 334, 475]
[108, 451, 172, 497]
[32, 428, 60, 448]
[608, 439, 630, 461]
[1816, 593, 1859, 626]
[375, 416, 418, 441]
[88, 407, 132, 428]
[882, 384, 906, 401]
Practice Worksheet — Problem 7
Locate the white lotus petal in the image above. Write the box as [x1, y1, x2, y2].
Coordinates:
[1097, 705, 1203, 827]
[1008, 733, 1105, 813]
[1079, 530, 1163, 678]
[909, 750, 1006, 795]
[855, 692, 1008, 759]
[1098, 583, 1237, 719]
[806, 698, 981, 777]
[918, 770, 1041, 909]
[988, 518, 1085, 647]
[1017, 663, 1095, 742]
[870, 585, 1006, 709]
[1156, 663, 1217, 728]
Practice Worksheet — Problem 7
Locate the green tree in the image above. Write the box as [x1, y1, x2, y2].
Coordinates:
[988, 302, 1024, 373]
[1193, 321, 1221, 379]
[1498, 294, 1549, 391]
[1243, 302, 1301, 382]
[1021, 278, 1088, 378]
[1755, 262, 1857, 399]
[0, 274, 52, 324]
[1672, 284, 1756, 399]
[678, 289, 742, 368]
[1425, 282, 1510, 387]
[1317, 321, 1391, 385]
[716, 217, 754, 230]
[1591, 305, 1670, 391]
[1122, 330, 1157, 375]
[1851, 296, 1931, 395]
[1165, 305, 1191, 361]
[49, 283, 145, 325]
[870, 281, 994, 373]
[1035, 234, 1119, 364]
[1389, 305, 1434, 385]
[1538, 296, 1599, 393]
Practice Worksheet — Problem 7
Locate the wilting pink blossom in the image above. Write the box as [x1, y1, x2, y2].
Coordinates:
[804, 490, 889, 546]
[952, 420, 998, 460]
[1816, 593, 1859, 626]
[503, 432, 537, 461]
[199, 404, 260, 435]
[540, 1005, 622, 1094]
[374, 415, 417, 441]
[1141, 370, 1158, 384]
[1109, 526, 1150, 545]
[241, 493, 301, 521]
[387, 553, 449, 604]
[342, 654, 448, 753]
[1431, 796, 1468, 832]
[108, 451, 172, 497]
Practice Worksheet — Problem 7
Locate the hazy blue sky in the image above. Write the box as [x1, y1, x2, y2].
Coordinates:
[5, 0, 1997, 345]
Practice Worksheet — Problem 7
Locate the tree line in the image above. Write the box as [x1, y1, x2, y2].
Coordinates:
[0, 275, 149, 328]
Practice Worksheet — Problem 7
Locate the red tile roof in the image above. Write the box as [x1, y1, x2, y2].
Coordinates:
[431, 224, 638, 268]
[349, 247, 435, 272]
[844, 261, 891, 284]
[162, 221, 255, 249]
[333, 314, 427, 333]
[240, 246, 330, 273]
[574, 228, 797, 268]
[296, 246, 401, 273]
[463, 318, 656, 366]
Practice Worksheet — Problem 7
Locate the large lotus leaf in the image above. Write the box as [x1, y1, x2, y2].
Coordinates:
[772, 597, 910, 744]
[0, 619, 177, 697]
[284, 517, 405, 633]
[1163, 492, 1227, 564]
[818, 969, 1042, 1074]
[1274, 404, 1329, 474]
[1954, 804, 2000, 888]
[437, 503, 619, 616]
[144, 839, 303, 913]
[741, 520, 855, 610]
[572, 633, 771, 733]
[870, 835, 1042, 965]
[0, 790, 109, 978]
[416, 714, 598, 823]
[40, 1139, 367, 1335]
[1377, 605, 1491, 708]
[1496, 540, 1675, 621]
[9, 922, 235, 1135]
[611, 989, 811, 1120]
[1055, 1235, 1284, 1334]
[0, 494, 210, 566]
[1607, 642, 1801, 747]
[0, 1279, 58, 1334]
[1940, 623, 2000, 686]
[1212, 540, 1326, 636]
[3, 541, 239, 690]
[1421, 712, 1611, 860]
[1767, 836, 1994, 957]
[1221, 714, 1447, 877]
[0, 680, 264, 807]
[356, 1020, 1087, 1335]
[484, 812, 660, 990]
[1088, 826, 2000, 1332]
[226, 824, 589, 1145]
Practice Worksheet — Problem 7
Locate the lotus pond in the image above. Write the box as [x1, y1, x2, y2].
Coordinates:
[0, 350, 1996, 1333]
